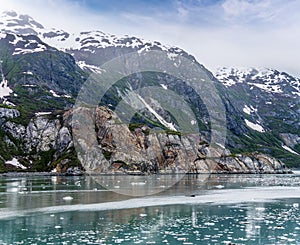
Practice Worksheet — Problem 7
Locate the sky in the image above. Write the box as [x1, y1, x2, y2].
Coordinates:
[0, 0, 300, 76]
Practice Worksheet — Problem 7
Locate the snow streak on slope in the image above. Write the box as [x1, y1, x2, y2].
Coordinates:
[245, 119, 265, 133]
[282, 145, 300, 156]
[0, 65, 12, 99]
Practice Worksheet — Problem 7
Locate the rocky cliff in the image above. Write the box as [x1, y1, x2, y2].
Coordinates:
[1, 106, 289, 174]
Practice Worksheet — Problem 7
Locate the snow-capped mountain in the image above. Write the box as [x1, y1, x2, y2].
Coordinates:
[0, 10, 195, 70]
[0, 11, 299, 173]
[215, 67, 300, 97]
[214, 66, 300, 164]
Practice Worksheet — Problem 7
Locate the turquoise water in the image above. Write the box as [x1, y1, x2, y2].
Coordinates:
[1, 173, 300, 244]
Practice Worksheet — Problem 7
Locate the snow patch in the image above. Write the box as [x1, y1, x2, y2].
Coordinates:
[282, 145, 299, 155]
[5, 158, 27, 169]
[49, 90, 61, 98]
[4, 100, 15, 106]
[9, 34, 23, 45]
[76, 60, 104, 74]
[248, 82, 282, 94]
[245, 119, 265, 132]
[23, 84, 37, 87]
[160, 84, 168, 90]
[23, 71, 33, 75]
[167, 52, 178, 61]
[215, 67, 300, 96]
[12, 44, 47, 55]
[0, 69, 13, 99]
[191, 120, 197, 125]
[243, 105, 257, 115]
[0, 32, 6, 39]
[35, 112, 51, 116]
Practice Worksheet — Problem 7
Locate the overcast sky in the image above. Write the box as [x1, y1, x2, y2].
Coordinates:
[0, 0, 299, 76]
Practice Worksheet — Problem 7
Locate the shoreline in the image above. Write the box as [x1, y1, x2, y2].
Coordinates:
[0, 169, 295, 178]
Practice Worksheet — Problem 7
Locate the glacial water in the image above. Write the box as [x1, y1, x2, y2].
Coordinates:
[1, 172, 300, 244]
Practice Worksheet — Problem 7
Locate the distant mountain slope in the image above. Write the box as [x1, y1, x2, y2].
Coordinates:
[215, 67, 300, 165]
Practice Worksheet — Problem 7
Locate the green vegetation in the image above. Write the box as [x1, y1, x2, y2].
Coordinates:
[50, 148, 81, 171]
[165, 129, 182, 136]
[102, 150, 113, 160]
[228, 130, 300, 168]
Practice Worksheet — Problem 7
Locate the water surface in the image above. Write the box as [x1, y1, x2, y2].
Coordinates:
[1, 172, 300, 244]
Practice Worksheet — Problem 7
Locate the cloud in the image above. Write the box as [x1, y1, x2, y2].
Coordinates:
[177, 6, 189, 20]
[222, 0, 272, 19]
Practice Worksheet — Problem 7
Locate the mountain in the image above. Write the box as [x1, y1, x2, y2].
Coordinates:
[0, 11, 298, 173]
[215, 67, 300, 165]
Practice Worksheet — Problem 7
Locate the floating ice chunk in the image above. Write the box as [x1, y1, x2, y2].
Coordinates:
[62, 196, 73, 201]
[131, 182, 146, 186]
[214, 185, 225, 189]
[204, 222, 215, 226]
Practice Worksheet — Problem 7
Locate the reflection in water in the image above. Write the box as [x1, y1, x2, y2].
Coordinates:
[0, 173, 300, 244]
[245, 204, 265, 239]
[91, 173, 210, 196]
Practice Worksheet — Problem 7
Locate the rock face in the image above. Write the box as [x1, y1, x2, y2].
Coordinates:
[2, 115, 71, 152]
[0, 108, 20, 118]
[72, 106, 289, 174]
[0, 105, 290, 174]
[280, 133, 300, 148]
[0, 109, 77, 173]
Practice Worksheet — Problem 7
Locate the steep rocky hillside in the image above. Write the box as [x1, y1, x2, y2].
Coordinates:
[215, 67, 300, 166]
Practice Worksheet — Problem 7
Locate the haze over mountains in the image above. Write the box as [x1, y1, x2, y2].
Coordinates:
[0, 11, 299, 173]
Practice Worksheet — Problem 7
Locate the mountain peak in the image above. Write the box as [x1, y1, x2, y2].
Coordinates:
[0, 10, 44, 36]
[2, 10, 18, 17]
